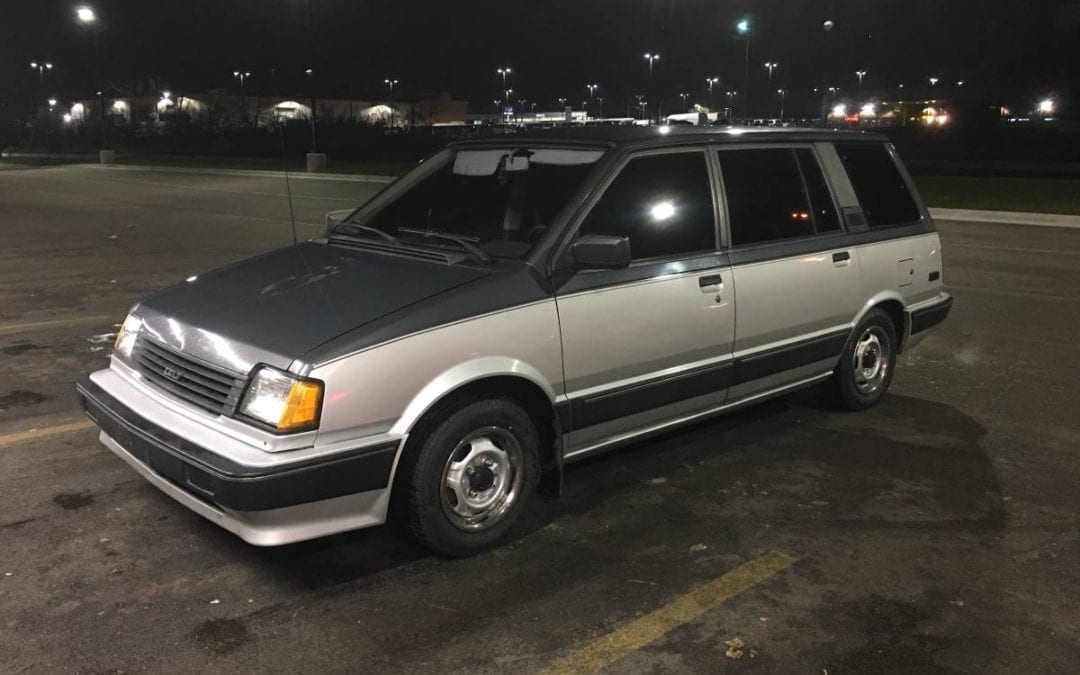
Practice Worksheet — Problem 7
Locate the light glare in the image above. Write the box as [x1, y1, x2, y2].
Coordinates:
[650, 201, 676, 221]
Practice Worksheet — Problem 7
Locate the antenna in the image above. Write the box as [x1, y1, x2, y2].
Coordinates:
[271, 68, 298, 245]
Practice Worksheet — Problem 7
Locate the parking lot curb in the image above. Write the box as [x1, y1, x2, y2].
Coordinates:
[930, 207, 1080, 229]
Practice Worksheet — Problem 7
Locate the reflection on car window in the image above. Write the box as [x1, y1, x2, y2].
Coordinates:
[358, 147, 601, 259]
[579, 152, 715, 260]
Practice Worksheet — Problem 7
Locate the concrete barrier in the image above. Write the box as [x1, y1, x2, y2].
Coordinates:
[929, 207, 1080, 229]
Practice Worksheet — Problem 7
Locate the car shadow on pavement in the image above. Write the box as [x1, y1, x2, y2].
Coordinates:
[173, 390, 1018, 672]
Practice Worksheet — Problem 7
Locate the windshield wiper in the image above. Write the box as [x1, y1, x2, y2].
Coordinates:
[397, 227, 491, 264]
[332, 223, 397, 242]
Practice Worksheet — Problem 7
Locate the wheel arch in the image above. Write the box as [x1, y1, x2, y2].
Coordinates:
[389, 359, 563, 498]
[852, 293, 909, 352]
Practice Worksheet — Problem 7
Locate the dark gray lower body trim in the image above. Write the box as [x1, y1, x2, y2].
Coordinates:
[76, 378, 396, 511]
[558, 328, 850, 432]
[910, 295, 953, 334]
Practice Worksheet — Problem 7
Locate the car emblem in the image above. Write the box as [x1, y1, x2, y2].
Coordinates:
[162, 367, 182, 382]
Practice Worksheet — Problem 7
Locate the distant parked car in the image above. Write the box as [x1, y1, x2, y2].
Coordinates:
[78, 127, 951, 555]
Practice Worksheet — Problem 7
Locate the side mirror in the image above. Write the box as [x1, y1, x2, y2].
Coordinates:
[324, 209, 354, 237]
[571, 234, 631, 269]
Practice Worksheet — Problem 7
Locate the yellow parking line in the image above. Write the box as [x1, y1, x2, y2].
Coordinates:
[539, 550, 798, 674]
[0, 420, 95, 448]
[0, 315, 113, 337]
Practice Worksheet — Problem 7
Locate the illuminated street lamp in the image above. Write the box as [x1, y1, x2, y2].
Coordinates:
[856, 70, 867, 88]
[764, 61, 778, 84]
[1037, 98, 1055, 116]
[586, 83, 599, 101]
[736, 17, 751, 118]
[643, 53, 660, 122]
[929, 76, 939, 86]
[47, 98, 58, 109]
[29, 61, 54, 84]
[679, 92, 689, 112]
[497, 66, 512, 92]
[777, 89, 786, 120]
[75, 5, 106, 147]
[706, 76, 719, 107]
[956, 80, 965, 87]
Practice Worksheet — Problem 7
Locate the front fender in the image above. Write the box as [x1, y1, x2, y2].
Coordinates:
[389, 356, 558, 436]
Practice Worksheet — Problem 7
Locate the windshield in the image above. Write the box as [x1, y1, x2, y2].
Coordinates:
[336, 146, 604, 260]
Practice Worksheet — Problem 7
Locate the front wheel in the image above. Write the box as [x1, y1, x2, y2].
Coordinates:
[399, 398, 540, 556]
[827, 308, 898, 411]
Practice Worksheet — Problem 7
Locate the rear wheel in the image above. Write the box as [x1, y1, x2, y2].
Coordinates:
[400, 398, 539, 556]
[828, 308, 897, 411]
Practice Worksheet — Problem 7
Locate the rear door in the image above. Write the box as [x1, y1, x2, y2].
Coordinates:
[554, 148, 735, 455]
[717, 145, 863, 401]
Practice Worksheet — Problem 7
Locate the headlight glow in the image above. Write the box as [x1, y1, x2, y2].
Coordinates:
[114, 314, 142, 359]
[239, 366, 323, 432]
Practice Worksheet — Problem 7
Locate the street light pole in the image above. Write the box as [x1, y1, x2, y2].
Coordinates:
[777, 89, 786, 120]
[30, 61, 54, 84]
[680, 92, 689, 112]
[75, 6, 105, 147]
[385, 78, 399, 127]
[305, 68, 316, 151]
[764, 61, 777, 85]
[233, 71, 251, 124]
[736, 18, 751, 120]
[643, 53, 660, 122]
[856, 70, 867, 88]
[706, 76, 719, 109]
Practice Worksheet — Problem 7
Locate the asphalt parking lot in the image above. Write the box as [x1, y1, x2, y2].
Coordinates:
[1, 162, 1078, 673]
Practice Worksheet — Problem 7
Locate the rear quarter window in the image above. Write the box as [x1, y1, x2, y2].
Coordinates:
[834, 143, 921, 228]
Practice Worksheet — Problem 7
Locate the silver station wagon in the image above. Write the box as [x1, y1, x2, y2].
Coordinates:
[77, 127, 952, 556]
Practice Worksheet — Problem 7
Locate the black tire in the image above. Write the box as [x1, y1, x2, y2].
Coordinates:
[398, 398, 540, 557]
[826, 308, 898, 411]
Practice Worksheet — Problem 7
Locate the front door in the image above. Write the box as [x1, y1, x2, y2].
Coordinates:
[554, 149, 736, 455]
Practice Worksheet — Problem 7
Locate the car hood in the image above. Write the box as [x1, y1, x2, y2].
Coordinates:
[133, 242, 489, 373]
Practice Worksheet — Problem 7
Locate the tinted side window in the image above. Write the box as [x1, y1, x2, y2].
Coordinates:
[835, 142, 921, 227]
[579, 152, 715, 260]
[795, 148, 841, 233]
[718, 148, 815, 245]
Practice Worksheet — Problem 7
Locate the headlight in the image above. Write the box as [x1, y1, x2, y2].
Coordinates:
[114, 314, 142, 359]
[239, 366, 324, 433]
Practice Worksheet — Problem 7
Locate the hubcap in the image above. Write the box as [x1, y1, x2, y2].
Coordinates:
[852, 326, 890, 395]
[440, 426, 524, 532]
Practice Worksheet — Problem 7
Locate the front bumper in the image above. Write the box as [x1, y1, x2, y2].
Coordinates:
[76, 375, 401, 545]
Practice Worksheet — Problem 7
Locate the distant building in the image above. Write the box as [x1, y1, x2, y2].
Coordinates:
[64, 92, 467, 129]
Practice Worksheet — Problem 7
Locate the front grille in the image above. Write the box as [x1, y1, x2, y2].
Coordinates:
[133, 337, 247, 415]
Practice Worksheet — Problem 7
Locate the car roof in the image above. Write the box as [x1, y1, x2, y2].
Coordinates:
[449, 125, 888, 151]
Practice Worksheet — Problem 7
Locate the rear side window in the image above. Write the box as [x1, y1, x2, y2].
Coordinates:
[718, 148, 823, 245]
[579, 152, 715, 260]
[795, 148, 841, 233]
[835, 143, 921, 227]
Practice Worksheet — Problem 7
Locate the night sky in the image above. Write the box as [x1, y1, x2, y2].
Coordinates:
[2, 0, 1076, 115]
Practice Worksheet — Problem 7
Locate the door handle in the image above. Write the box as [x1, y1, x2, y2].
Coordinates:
[832, 251, 851, 263]
[699, 274, 724, 288]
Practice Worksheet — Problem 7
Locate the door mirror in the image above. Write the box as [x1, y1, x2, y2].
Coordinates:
[571, 234, 631, 269]
[324, 208, 355, 237]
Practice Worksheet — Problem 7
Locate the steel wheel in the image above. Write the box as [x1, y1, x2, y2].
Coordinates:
[440, 426, 524, 532]
[852, 325, 891, 395]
